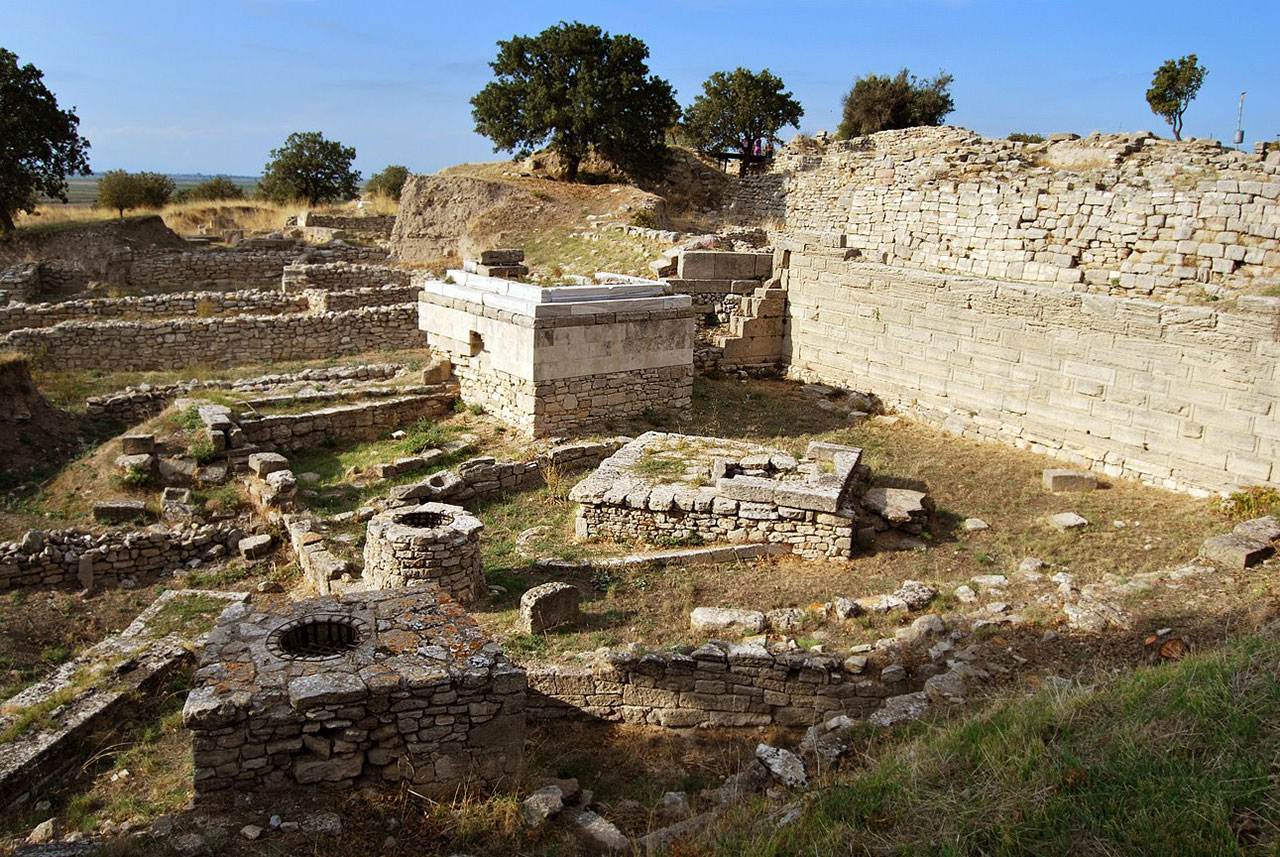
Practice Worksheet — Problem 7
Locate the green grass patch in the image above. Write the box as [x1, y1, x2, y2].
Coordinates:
[143, 594, 230, 638]
[701, 626, 1280, 856]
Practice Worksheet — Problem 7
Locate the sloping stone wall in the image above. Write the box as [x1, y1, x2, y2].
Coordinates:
[734, 127, 1280, 297]
[0, 289, 310, 334]
[281, 261, 411, 293]
[781, 243, 1280, 494]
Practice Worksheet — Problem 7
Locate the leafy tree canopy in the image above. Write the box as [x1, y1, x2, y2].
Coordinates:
[259, 131, 361, 206]
[177, 175, 245, 203]
[682, 67, 803, 159]
[1146, 54, 1207, 141]
[0, 48, 91, 234]
[365, 164, 410, 201]
[471, 21, 680, 182]
[96, 170, 174, 218]
[837, 69, 955, 139]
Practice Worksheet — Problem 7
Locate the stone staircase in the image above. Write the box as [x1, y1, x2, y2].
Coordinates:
[712, 277, 786, 367]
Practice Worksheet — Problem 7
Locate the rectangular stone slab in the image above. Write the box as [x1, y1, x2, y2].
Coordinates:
[1201, 532, 1273, 569]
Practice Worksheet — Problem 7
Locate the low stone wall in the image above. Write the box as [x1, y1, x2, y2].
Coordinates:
[525, 641, 910, 728]
[1, 305, 424, 371]
[282, 261, 411, 293]
[236, 392, 453, 452]
[297, 212, 396, 239]
[0, 524, 243, 592]
[125, 244, 388, 289]
[0, 289, 310, 334]
[84, 363, 406, 425]
[303, 284, 419, 312]
[0, 264, 39, 303]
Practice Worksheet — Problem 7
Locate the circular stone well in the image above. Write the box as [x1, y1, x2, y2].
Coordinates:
[363, 502, 485, 603]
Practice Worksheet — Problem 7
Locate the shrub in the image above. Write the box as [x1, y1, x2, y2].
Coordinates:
[179, 175, 245, 203]
[630, 209, 658, 229]
[1008, 132, 1045, 144]
[187, 435, 217, 464]
[364, 165, 409, 202]
[837, 69, 954, 139]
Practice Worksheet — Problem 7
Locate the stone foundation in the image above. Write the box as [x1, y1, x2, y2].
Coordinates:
[570, 433, 880, 560]
[183, 588, 525, 803]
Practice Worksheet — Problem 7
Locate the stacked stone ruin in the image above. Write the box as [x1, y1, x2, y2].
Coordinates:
[183, 588, 526, 803]
[362, 503, 486, 603]
[570, 432, 926, 559]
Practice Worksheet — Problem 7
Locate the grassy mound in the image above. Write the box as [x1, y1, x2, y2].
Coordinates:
[699, 627, 1280, 856]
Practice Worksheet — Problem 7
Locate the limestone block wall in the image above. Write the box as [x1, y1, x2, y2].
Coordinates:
[281, 261, 411, 293]
[297, 212, 396, 239]
[1, 305, 424, 371]
[0, 524, 244, 592]
[124, 245, 388, 289]
[0, 289, 310, 334]
[236, 393, 453, 453]
[782, 246, 1280, 494]
[304, 284, 419, 312]
[734, 127, 1280, 297]
[0, 264, 39, 303]
[525, 642, 911, 728]
[83, 363, 405, 426]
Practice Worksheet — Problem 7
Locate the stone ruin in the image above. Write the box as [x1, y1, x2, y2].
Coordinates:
[362, 502, 485, 603]
[417, 268, 694, 436]
[183, 587, 526, 803]
[569, 432, 932, 559]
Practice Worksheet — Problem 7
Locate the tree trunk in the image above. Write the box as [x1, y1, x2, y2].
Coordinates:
[0, 208, 14, 236]
[565, 154, 581, 183]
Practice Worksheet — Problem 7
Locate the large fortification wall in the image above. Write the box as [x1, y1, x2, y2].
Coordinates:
[779, 239, 1280, 495]
[737, 128, 1280, 298]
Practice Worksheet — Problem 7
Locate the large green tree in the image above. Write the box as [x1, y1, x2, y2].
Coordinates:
[837, 69, 954, 139]
[0, 48, 91, 235]
[258, 131, 361, 205]
[96, 170, 175, 217]
[1146, 54, 1207, 141]
[177, 175, 245, 203]
[364, 164, 409, 201]
[471, 21, 680, 182]
[682, 67, 803, 161]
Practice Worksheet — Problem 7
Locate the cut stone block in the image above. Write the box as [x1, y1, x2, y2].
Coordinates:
[689, 607, 765, 636]
[120, 434, 156, 455]
[248, 452, 290, 478]
[519, 582, 581, 634]
[1042, 469, 1097, 492]
[862, 487, 933, 524]
[239, 534, 274, 559]
[1201, 532, 1273, 569]
[479, 248, 525, 265]
[93, 499, 147, 524]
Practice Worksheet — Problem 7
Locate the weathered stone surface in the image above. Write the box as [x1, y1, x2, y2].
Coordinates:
[248, 452, 290, 478]
[91, 499, 146, 523]
[519, 582, 580, 634]
[893, 580, 937, 610]
[690, 607, 766, 636]
[1234, 516, 1280, 544]
[1049, 513, 1089, 531]
[1200, 532, 1273, 569]
[566, 809, 630, 853]
[1042, 469, 1098, 492]
[869, 692, 931, 727]
[861, 487, 933, 524]
[755, 744, 807, 789]
[238, 534, 273, 559]
[521, 785, 564, 826]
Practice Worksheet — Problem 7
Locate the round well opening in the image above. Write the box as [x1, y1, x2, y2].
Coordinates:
[272, 617, 364, 660]
[395, 510, 450, 528]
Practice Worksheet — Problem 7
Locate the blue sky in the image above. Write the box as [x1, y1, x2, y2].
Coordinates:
[4, 0, 1278, 176]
